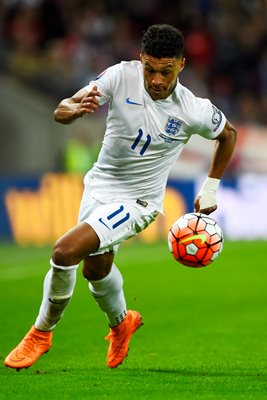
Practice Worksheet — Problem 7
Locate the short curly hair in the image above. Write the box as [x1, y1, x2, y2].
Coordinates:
[141, 24, 184, 59]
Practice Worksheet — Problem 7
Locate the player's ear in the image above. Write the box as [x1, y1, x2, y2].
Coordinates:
[179, 57, 185, 73]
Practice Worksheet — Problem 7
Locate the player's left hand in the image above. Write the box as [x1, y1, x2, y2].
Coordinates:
[194, 195, 217, 215]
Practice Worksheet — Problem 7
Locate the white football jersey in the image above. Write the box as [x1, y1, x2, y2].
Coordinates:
[84, 60, 226, 212]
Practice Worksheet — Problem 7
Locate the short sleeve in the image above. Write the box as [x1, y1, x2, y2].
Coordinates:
[196, 98, 226, 139]
[84, 64, 121, 106]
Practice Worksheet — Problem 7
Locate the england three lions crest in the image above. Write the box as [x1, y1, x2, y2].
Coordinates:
[165, 117, 182, 137]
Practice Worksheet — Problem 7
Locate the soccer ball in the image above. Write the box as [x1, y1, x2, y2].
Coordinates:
[168, 212, 224, 268]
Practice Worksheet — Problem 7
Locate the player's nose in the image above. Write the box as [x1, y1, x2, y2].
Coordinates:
[152, 73, 163, 86]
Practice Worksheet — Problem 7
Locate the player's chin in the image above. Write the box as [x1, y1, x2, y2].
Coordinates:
[149, 89, 166, 100]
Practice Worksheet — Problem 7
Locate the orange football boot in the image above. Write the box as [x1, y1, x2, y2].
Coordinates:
[4, 326, 52, 370]
[105, 310, 143, 368]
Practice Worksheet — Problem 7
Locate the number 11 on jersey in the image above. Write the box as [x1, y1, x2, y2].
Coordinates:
[131, 129, 151, 156]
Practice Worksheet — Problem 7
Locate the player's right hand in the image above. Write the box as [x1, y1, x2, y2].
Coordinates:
[79, 85, 101, 115]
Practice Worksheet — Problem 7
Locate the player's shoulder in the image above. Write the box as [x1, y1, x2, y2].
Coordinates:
[105, 60, 140, 72]
[176, 81, 213, 114]
[176, 82, 226, 136]
[120, 60, 141, 67]
[103, 60, 141, 81]
[176, 81, 207, 103]
[119, 60, 142, 76]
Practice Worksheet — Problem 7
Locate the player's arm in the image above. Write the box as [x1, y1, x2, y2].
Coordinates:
[194, 120, 237, 214]
[54, 85, 101, 124]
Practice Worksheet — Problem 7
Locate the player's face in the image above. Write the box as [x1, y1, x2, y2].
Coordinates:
[140, 54, 185, 100]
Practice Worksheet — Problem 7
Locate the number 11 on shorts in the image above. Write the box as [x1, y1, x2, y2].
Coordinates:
[99, 205, 130, 230]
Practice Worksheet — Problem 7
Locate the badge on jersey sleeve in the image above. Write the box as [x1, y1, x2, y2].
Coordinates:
[159, 116, 183, 143]
[211, 105, 223, 132]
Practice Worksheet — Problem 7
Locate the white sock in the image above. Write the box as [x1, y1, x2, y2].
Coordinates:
[89, 264, 127, 327]
[35, 260, 78, 331]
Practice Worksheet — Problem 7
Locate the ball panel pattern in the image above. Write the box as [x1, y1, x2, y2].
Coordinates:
[168, 212, 224, 268]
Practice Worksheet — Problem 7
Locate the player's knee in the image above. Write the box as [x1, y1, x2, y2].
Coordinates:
[52, 239, 78, 266]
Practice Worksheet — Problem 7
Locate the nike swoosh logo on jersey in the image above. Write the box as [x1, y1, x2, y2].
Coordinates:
[126, 97, 142, 106]
[98, 218, 111, 230]
[180, 234, 206, 245]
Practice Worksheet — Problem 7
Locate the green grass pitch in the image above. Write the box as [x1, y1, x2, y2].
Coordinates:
[1, 240, 267, 400]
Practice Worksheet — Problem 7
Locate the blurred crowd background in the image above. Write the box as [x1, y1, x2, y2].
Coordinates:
[1, 0, 267, 242]
[1, 0, 267, 124]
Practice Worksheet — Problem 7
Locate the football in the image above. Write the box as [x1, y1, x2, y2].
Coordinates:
[168, 212, 224, 268]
